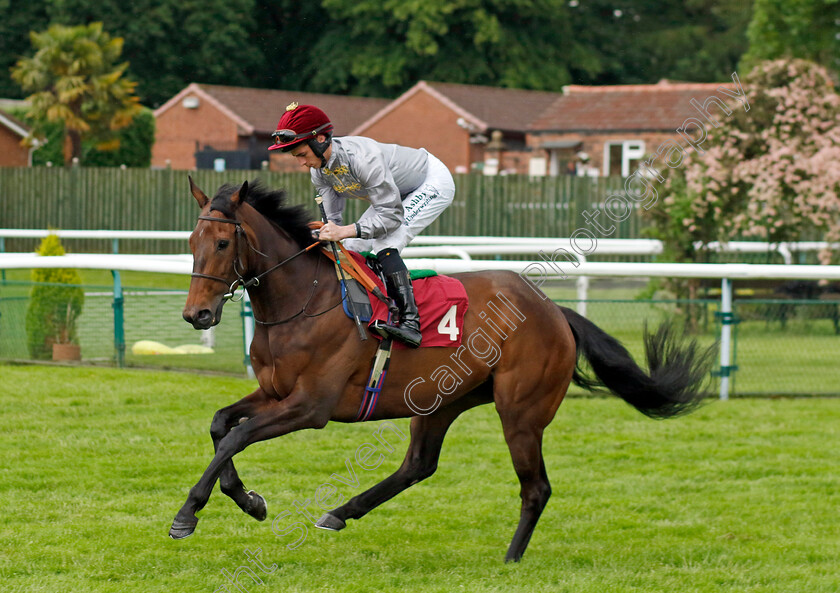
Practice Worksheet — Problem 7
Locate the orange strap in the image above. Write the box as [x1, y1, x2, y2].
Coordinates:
[307, 221, 380, 294]
[321, 243, 381, 294]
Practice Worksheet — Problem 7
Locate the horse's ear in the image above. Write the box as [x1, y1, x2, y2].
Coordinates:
[229, 181, 249, 209]
[189, 176, 209, 208]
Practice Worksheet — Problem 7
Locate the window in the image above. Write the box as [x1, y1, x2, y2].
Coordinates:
[603, 141, 645, 177]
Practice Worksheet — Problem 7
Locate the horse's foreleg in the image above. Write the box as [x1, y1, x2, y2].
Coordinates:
[210, 389, 274, 522]
[317, 390, 490, 531]
[170, 398, 328, 539]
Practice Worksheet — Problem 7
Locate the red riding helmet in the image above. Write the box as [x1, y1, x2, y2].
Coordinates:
[268, 103, 334, 152]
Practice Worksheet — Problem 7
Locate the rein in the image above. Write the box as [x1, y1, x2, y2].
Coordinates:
[192, 214, 344, 325]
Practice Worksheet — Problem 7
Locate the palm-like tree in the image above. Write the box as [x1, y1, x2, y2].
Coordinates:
[11, 22, 142, 165]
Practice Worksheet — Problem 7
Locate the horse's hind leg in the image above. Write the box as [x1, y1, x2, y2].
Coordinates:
[499, 417, 551, 562]
[496, 372, 572, 562]
[318, 388, 492, 531]
[209, 388, 274, 522]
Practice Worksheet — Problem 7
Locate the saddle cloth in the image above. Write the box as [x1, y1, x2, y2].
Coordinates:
[340, 250, 468, 349]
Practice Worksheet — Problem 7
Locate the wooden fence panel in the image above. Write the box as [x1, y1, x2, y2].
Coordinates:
[0, 167, 647, 253]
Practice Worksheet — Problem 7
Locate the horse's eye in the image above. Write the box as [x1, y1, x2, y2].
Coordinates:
[217, 240, 230, 251]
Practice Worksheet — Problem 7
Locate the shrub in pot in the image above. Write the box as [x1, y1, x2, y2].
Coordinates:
[25, 234, 85, 360]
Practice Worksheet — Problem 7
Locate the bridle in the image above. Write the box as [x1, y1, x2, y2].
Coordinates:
[191, 213, 343, 325]
[191, 215, 307, 300]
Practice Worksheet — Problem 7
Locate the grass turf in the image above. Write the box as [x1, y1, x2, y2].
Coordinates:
[0, 364, 838, 592]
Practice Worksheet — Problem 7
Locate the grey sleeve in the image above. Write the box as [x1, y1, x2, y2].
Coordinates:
[352, 158, 403, 240]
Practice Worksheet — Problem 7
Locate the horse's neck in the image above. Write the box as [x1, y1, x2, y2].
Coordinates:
[244, 213, 334, 320]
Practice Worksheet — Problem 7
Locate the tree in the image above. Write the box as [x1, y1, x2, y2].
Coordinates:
[647, 59, 840, 267]
[41, 0, 266, 107]
[567, 0, 753, 86]
[0, 1, 755, 106]
[5, 104, 155, 167]
[0, 0, 49, 99]
[11, 22, 142, 165]
[741, 0, 840, 73]
[305, 0, 587, 96]
[297, 0, 753, 97]
[81, 107, 155, 167]
[253, 0, 337, 96]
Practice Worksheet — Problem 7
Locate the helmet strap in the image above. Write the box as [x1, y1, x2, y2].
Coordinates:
[307, 133, 332, 168]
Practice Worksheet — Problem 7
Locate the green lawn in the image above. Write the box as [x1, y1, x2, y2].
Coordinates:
[0, 365, 838, 592]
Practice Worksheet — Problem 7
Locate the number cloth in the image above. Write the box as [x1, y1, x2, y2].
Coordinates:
[344, 251, 468, 349]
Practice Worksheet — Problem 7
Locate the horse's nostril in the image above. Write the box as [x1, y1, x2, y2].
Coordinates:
[196, 310, 213, 325]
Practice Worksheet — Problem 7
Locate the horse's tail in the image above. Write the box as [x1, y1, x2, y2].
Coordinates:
[559, 306, 716, 419]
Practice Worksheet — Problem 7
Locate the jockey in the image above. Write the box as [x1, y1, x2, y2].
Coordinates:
[269, 102, 456, 348]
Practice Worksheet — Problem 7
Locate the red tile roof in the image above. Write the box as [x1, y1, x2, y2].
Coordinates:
[424, 82, 563, 132]
[157, 84, 390, 135]
[530, 81, 737, 132]
[352, 81, 563, 135]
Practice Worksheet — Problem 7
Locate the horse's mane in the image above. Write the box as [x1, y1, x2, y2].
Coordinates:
[210, 181, 314, 248]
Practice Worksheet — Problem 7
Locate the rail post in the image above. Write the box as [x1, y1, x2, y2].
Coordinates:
[241, 292, 255, 379]
[576, 276, 589, 316]
[717, 277, 736, 400]
[112, 270, 125, 367]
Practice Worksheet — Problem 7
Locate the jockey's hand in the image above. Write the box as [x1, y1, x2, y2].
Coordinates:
[318, 222, 356, 242]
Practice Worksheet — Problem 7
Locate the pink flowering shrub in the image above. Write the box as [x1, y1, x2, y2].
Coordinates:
[649, 59, 840, 265]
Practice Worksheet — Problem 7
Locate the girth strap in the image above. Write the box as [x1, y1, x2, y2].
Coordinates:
[356, 337, 393, 422]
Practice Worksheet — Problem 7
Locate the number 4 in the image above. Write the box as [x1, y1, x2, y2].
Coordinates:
[437, 305, 459, 341]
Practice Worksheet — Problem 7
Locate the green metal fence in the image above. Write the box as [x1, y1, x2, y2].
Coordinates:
[727, 299, 840, 395]
[555, 297, 840, 396]
[0, 281, 247, 375]
[3, 279, 840, 396]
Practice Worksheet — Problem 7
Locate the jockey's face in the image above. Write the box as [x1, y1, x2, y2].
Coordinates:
[289, 135, 331, 169]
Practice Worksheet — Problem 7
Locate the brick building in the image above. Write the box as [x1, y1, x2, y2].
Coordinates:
[0, 111, 34, 167]
[353, 81, 560, 174]
[152, 84, 389, 171]
[527, 80, 739, 177]
[153, 79, 741, 177]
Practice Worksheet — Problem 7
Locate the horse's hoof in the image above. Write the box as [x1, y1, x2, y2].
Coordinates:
[169, 517, 198, 540]
[246, 490, 267, 522]
[315, 513, 346, 531]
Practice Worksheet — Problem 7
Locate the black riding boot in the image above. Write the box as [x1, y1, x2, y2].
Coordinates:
[380, 271, 422, 348]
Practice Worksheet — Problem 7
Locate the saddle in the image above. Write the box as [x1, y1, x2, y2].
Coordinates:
[310, 226, 469, 421]
[320, 244, 469, 349]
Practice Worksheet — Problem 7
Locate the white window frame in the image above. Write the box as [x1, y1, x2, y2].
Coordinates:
[603, 140, 645, 177]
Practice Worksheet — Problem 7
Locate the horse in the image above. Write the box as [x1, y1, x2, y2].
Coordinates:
[172, 178, 716, 562]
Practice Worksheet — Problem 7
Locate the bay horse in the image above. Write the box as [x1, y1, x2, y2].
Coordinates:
[172, 178, 715, 562]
